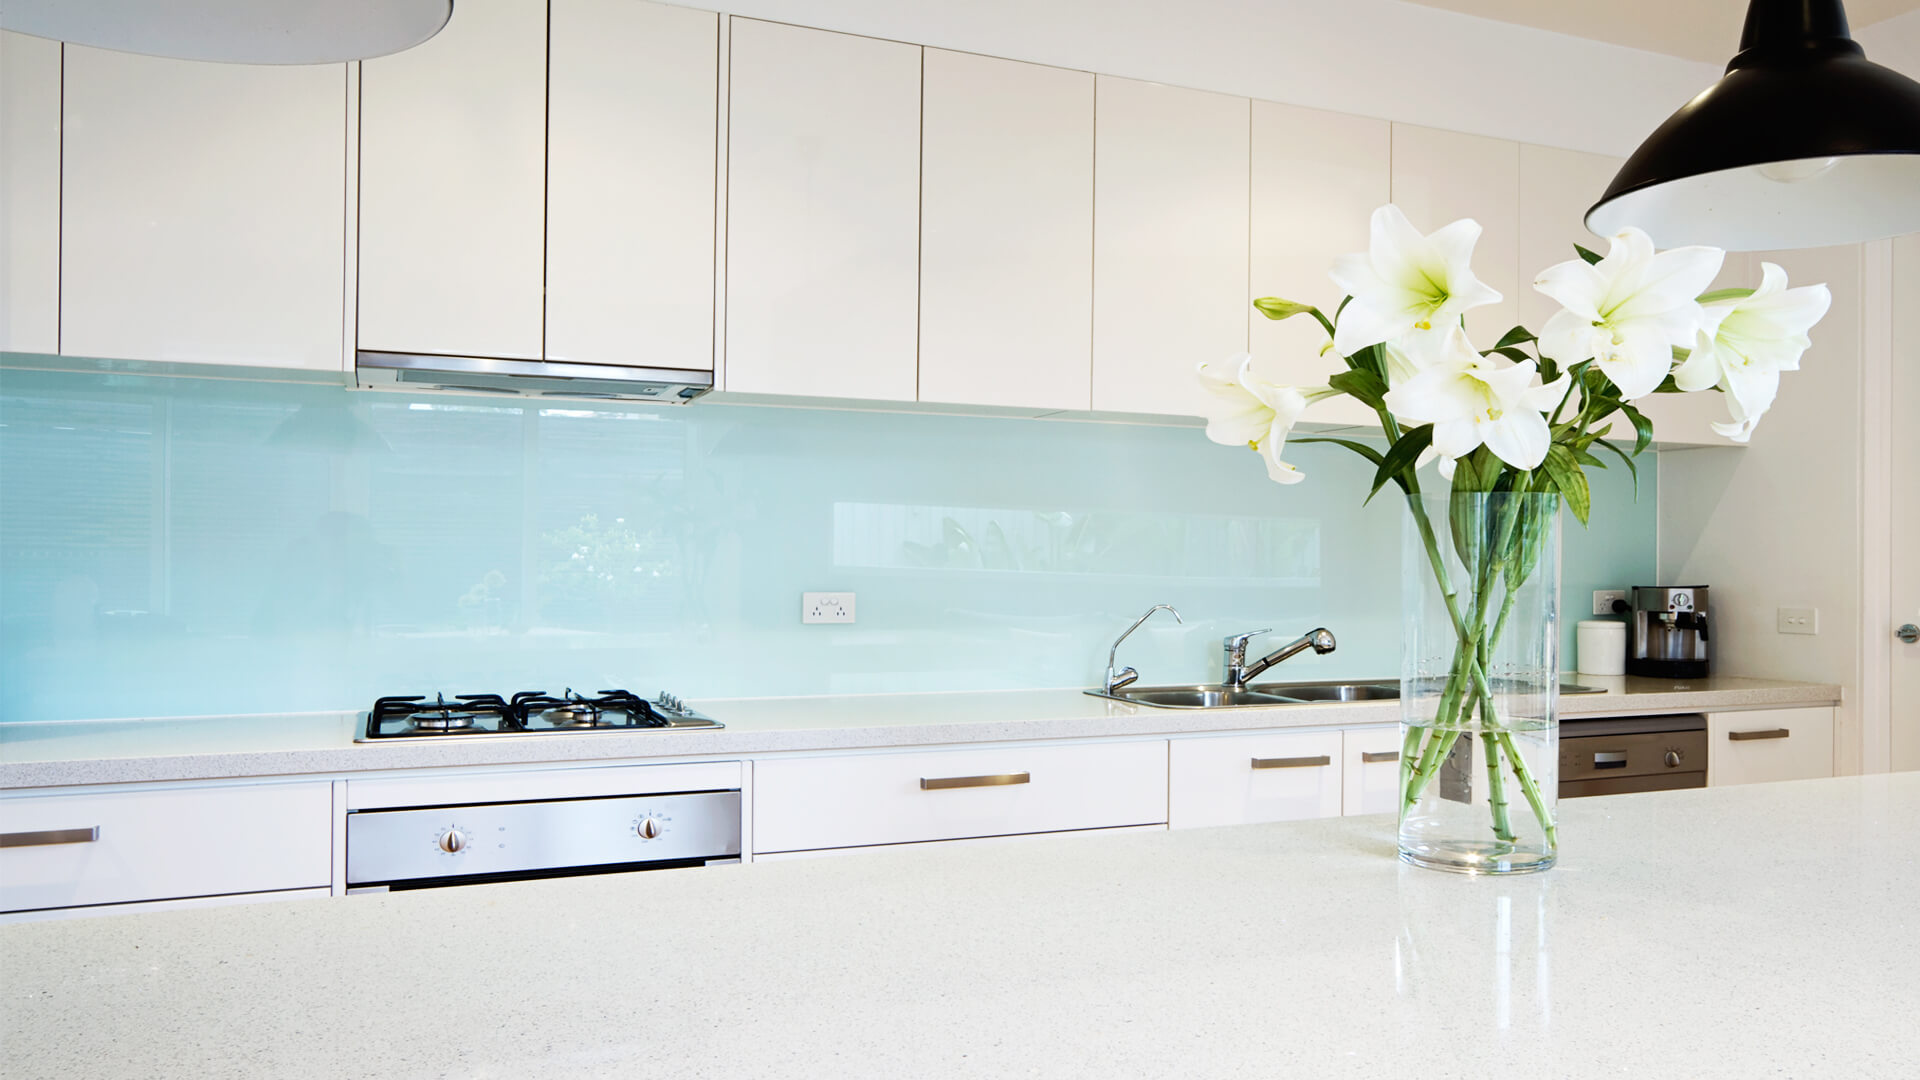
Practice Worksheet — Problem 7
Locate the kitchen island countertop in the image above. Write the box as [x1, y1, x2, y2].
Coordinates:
[0, 772, 1912, 1078]
[0, 674, 1840, 788]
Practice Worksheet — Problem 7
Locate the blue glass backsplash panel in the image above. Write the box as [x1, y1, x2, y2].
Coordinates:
[0, 366, 1654, 722]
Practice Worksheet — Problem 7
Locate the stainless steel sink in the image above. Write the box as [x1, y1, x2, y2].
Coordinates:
[1252, 682, 1400, 702]
[1103, 685, 1302, 709]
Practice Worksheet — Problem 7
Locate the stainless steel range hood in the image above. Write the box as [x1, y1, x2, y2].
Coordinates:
[355, 352, 712, 404]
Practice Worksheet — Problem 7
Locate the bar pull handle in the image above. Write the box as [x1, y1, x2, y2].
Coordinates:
[920, 772, 1030, 791]
[1728, 728, 1791, 742]
[1360, 751, 1400, 764]
[0, 827, 100, 849]
[1593, 751, 1628, 770]
[1251, 755, 1331, 770]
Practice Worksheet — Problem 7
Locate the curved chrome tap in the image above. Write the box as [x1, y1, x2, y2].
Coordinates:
[1223, 627, 1336, 688]
[1105, 604, 1183, 694]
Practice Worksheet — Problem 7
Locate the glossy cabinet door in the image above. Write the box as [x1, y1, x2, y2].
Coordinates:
[1250, 101, 1389, 428]
[1091, 76, 1249, 417]
[59, 48, 346, 369]
[1389, 123, 1520, 349]
[1708, 707, 1835, 787]
[1341, 725, 1403, 816]
[359, 0, 545, 360]
[1168, 729, 1344, 828]
[1, 31, 60, 355]
[547, 0, 717, 372]
[919, 49, 1093, 411]
[725, 19, 920, 401]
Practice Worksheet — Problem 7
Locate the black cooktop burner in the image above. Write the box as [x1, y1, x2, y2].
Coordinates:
[361, 688, 720, 740]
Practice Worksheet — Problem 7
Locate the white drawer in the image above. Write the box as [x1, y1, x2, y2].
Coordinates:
[753, 741, 1167, 853]
[752, 825, 1166, 862]
[1708, 707, 1834, 786]
[1342, 726, 1404, 817]
[1, 782, 332, 913]
[1169, 728, 1344, 828]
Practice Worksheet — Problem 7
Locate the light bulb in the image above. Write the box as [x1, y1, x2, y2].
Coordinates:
[1756, 157, 1840, 183]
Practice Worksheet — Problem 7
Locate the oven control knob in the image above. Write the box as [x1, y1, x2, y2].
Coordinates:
[637, 818, 662, 840]
[437, 829, 468, 854]
[1664, 750, 1682, 768]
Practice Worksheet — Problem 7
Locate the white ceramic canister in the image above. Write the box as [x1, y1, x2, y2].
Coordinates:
[1576, 619, 1626, 676]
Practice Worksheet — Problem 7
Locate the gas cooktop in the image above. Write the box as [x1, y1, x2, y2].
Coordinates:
[358, 688, 721, 740]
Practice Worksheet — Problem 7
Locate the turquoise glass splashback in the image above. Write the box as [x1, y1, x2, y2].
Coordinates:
[0, 365, 1654, 723]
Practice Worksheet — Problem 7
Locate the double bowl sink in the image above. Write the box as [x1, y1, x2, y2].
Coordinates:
[1095, 682, 1400, 709]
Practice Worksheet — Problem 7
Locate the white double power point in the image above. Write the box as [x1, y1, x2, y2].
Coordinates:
[802, 592, 856, 624]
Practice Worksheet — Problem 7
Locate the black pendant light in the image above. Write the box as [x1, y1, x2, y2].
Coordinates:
[1586, 0, 1920, 251]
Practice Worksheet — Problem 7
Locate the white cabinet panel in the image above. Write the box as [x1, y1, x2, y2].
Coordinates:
[1389, 124, 1520, 348]
[1342, 725, 1403, 817]
[1092, 76, 1249, 417]
[752, 740, 1167, 853]
[0, 782, 332, 913]
[1517, 143, 1620, 333]
[1169, 729, 1343, 828]
[725, 19, 920, 400]
[359, 0, 545, 360]
[1708, 707, 1834, 787]
[919, 50, 1093, 411]
[547, 0, 717, 372]
[60, 48, 345, 369]
[753, 824, 1164, 862]
[1250, 101, 1388, 427]
[1, 31, 60, 354]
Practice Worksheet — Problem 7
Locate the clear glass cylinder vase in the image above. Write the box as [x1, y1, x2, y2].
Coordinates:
[1399, 491, 1561, 874]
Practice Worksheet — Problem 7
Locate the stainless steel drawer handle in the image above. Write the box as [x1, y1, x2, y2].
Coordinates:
[1251, 755, 1332, 770]
[920, 772, 1030, 791]
[1360, 751, 1399, 764]
[0, 827, 100, 848]
[1729, 728, 1791, 741]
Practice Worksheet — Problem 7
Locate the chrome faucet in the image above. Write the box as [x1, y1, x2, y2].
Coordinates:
[1104, 604, 1183, 693]
[1222, 627, 1336, 688]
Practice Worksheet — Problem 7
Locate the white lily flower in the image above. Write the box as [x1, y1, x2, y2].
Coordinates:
[1670, 262, 1832, 443]
[1382, 328, 1569, 471]
[1534, 227, 1724, 400]
[1328, 204, 1503, 358]
[1196, 353, 1340, 485]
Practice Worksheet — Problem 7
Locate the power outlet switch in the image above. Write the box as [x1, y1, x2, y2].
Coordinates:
[1777, 607, 1818, 635]
[1593, 589, 1627, 616]
[803, 592, 856, 624]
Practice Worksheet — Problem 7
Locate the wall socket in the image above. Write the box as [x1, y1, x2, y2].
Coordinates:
[802, 592, 856, 624]
[1592, 589, 1627, 616]
[1777, 607, 1819, 635]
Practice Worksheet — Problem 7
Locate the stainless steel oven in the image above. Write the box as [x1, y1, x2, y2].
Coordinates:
[1559, 714, 1707, 798]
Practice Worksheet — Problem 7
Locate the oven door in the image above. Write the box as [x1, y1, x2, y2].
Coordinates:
[1559, 714, 1708, 798]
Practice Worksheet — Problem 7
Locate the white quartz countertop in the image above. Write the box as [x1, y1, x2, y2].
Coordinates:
[0, 674, 1839, 789]
[2, 772, 1912, 1079]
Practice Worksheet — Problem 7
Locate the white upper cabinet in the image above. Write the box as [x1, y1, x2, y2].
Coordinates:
[547, 0, 717, 373]
[1250, 101, 1390, 428]
[725, 19, 921, 401]
[1389, 124, 1520, 349]
[359, 0, 545, 360]
[1, 31, 60, 355]
[1092, 77, 1249, 417]
[59, 47, 346, 369]
[919, 50, 1094, 411]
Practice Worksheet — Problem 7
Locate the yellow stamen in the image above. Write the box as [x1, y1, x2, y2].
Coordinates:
[1415, 320, 1432, 331]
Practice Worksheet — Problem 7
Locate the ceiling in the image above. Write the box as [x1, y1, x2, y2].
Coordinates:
[1400, 0, 1920, 62]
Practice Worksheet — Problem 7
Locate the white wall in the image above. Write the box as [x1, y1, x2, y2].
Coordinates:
[699, 0, 1719, 156]
[1657, 245, 1869, 774]
[1858, 9, 1920, 78]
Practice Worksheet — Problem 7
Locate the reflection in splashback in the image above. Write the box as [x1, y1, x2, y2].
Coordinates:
[0, 365, 1655, 723]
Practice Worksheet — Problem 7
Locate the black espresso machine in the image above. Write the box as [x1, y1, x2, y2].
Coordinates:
[1618, 586, 1711, 678]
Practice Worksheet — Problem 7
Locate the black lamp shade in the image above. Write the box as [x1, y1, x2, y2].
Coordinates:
[1587, 0, 1920, 251]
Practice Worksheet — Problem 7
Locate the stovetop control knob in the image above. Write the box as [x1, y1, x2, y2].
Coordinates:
[437, 829, 468, 854]
[637, 818, 662, 840]
[1664, 750, 1682, 768]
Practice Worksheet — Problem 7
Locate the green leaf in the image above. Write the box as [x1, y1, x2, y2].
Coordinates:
[1542, 445, 1592, 525]
[1289, 436, 1385, 468]
[1574, 448, 1606, 469]
[1696, 287, 1754, 304]
[1366, 424, 1434, 504]
[1494, 325, 1537, 349]
[1328, 368, 1389, 412]
[1593, 438, 1640, 499]
[1574, 243, 1605, 266]
[1253, 297, 1318, 321]
[1620, 401, 1654, 455]
[1483, 346, 1533, 365]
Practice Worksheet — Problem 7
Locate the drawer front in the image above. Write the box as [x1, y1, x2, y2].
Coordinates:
[753, 741, 1167, 853]
[1, 783, 332, 913]
[1708, 707, 1835, 787]
[1170, 729, 1344, 829]
[1342, 726, 1404, 817]
[753, 824, 1166, 862]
